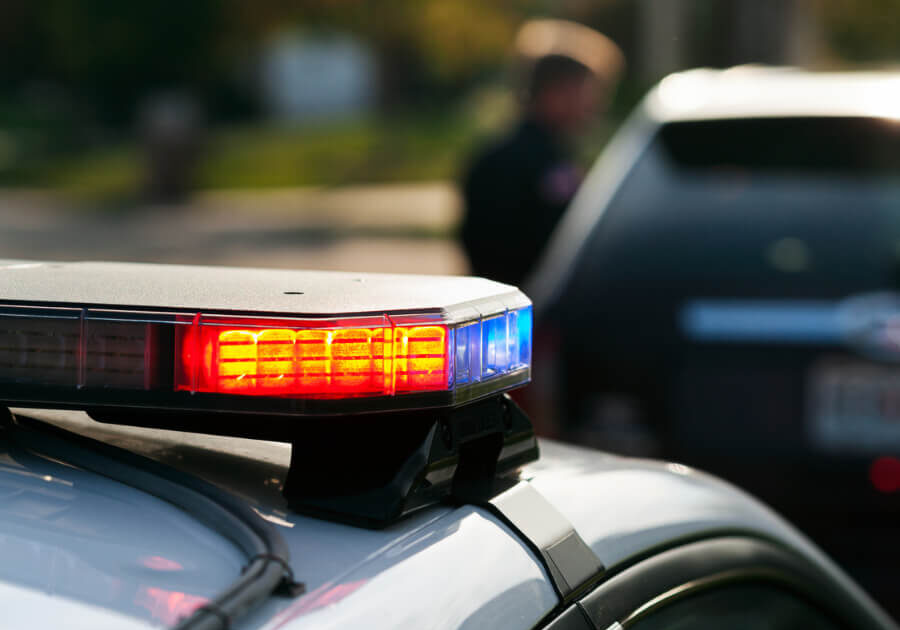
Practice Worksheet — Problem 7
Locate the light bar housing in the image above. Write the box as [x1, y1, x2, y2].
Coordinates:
[0, 261, 531, 418]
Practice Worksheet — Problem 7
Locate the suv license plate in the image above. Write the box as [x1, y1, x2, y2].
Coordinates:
[808, 359, 900, 453]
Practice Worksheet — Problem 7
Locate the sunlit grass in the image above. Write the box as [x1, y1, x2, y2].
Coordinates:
[40, 145, 142, 202]
[0, 101, 615, 202]
[198, 113, 481, 188]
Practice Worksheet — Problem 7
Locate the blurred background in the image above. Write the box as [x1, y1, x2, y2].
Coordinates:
[4, 0, 900, 616]
[0, 0, 893, 272]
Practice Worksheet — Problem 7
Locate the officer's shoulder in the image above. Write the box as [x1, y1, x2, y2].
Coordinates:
[467, 122, 546, 174]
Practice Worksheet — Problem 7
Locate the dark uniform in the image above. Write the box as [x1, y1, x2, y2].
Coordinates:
[461, 119, 582, 287]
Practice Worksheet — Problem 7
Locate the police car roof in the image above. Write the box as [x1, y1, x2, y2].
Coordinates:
[4, 407, 867, 629]
[645, 66, 900, 123]
[0, 260, 517, 315]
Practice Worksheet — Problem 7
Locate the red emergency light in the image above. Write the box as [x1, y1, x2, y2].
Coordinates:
[175, 316, 449, 397]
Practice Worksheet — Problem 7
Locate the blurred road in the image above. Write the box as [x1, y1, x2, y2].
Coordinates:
[0, 182, 469, 275]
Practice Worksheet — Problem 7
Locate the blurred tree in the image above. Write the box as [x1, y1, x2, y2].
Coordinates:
[408, 1, 516, 83]
[3, 0, 899, 131]
[0, 0, 538, 122]
[820, 0, 900, 62]
[40, 0, 228, 124]
[274, 0, 531, 104]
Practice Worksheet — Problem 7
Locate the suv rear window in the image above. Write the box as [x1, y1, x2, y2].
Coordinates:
[561, 116, 900, 316]
[659, 117, 900, 175]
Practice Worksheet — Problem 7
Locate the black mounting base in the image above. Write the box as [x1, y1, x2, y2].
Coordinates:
[282, 394, 539, 529]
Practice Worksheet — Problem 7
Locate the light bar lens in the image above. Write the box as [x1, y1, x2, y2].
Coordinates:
[0, 302, 531, 412]
[175, 320, 450, 397]
[0, 309, 81, 386]
[454, 306, 531, 386]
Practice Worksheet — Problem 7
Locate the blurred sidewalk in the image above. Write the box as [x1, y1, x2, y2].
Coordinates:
[0, 182, 469, 275]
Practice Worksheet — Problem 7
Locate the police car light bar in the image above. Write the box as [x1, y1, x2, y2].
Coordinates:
[0, 261, 531, 417]
[0, 261, 538, 527]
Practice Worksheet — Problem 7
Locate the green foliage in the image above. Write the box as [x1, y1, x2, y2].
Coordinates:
[1, 0, 236, 124]
[394, 1, 519, 84]
[0, 0, 538, 123]
[821, 0, 900, 62]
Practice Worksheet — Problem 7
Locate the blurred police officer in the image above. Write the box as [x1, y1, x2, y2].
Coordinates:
[461, 20, 623, 287]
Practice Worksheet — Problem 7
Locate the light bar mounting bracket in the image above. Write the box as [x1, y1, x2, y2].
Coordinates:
[281, 393, 539, 528]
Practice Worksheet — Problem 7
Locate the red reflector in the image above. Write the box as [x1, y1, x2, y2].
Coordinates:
[869, 456, 900, 493]
[135, 587, 208, 627]
[140, 555, 184, 571]
[176, 318, 449, 397]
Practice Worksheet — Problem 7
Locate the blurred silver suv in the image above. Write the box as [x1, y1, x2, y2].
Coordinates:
[529, 66, 900, 613]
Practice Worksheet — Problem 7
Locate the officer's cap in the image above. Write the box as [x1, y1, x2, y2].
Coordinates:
[515, 19, 625, 87]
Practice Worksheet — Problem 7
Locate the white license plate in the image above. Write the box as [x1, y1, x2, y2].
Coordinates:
[808, 359, 900, 453]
